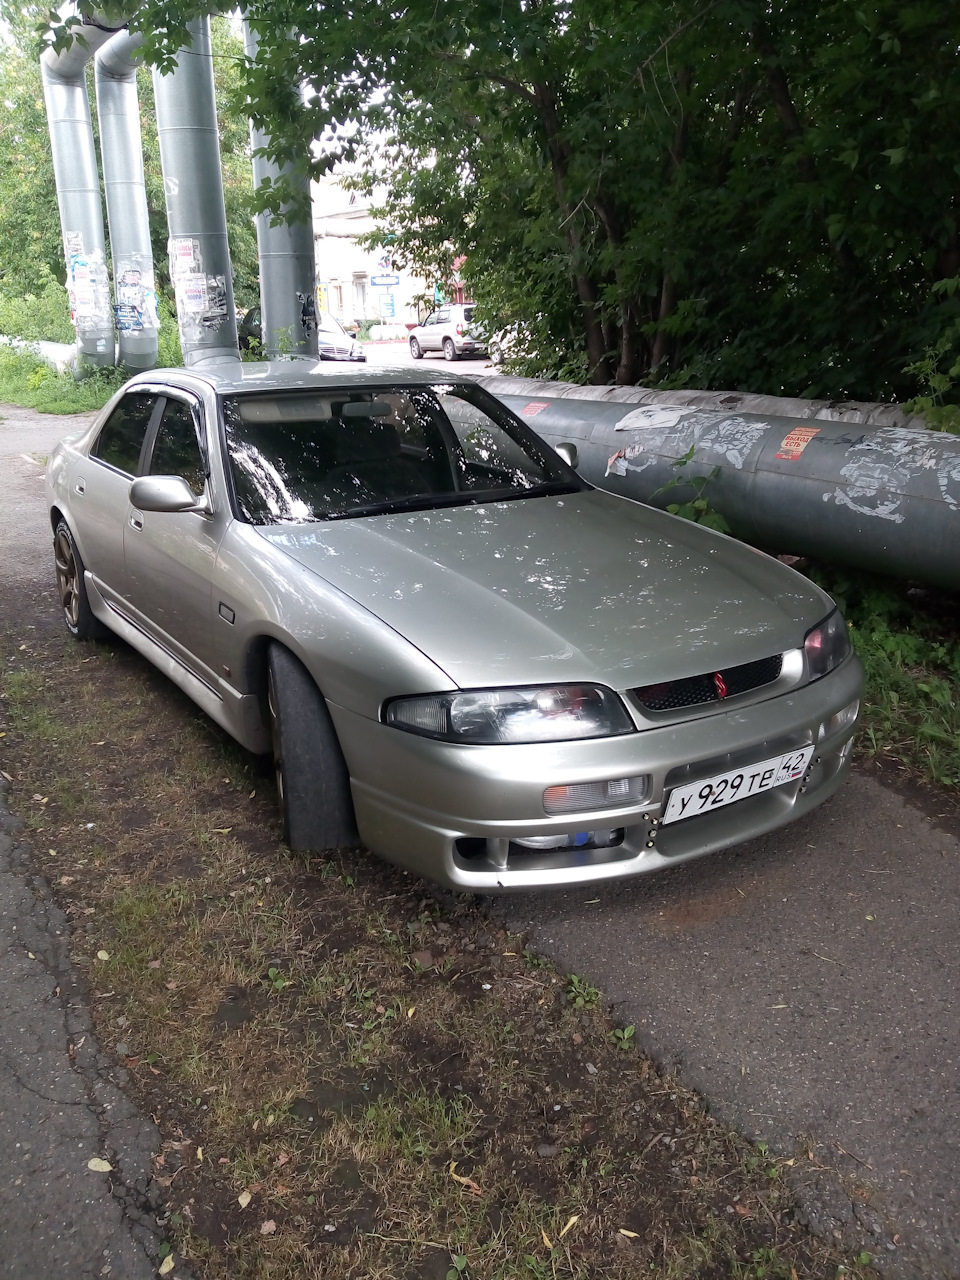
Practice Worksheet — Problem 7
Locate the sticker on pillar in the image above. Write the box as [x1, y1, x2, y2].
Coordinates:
[65, 244, 111, 336]
[174, 272, 228, 339]
[169, 237, 202, 279]
[775, 426, 820, 461]
[521, 402, 550, 417]
[201, 276, 228, 331]
[298, 291, 317, 335]
[115, 259, 160, 333]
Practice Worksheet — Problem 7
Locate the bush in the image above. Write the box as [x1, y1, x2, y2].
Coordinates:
[0, 347, 124, 414]
[0, 270, 74, 343]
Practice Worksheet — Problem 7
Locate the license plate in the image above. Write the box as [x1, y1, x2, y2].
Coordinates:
[662, 746, 814, 825]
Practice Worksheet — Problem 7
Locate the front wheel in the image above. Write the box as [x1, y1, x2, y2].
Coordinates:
[442, 337, 458, 362]
[409, 336, 423, 359]
[267, 643, 358, 852]
[53, 520, 107, 640]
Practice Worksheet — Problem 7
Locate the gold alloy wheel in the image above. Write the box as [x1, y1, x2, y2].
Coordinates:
[54, 528, 80, 629]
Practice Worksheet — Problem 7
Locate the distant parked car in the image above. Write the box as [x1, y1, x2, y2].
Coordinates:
[488, 327, 516, 366]
[409, 304, 487, 361]
[238, 307, 366, 362]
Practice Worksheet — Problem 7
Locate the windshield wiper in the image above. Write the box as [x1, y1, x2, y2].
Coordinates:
[321, 480, 585, 522]
[322, 493, 480, 520]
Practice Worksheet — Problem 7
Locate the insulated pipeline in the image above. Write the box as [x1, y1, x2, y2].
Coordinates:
[480, 380, 960, 590]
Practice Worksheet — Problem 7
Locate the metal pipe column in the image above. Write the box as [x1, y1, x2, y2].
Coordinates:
[95, 28, 159, 371]
[40, 12, 122, 369]
[152, 17, 239, 366]
[242, 19, 318, 358]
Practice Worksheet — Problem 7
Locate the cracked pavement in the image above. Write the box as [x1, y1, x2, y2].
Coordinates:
[0, 406, 167, 1278]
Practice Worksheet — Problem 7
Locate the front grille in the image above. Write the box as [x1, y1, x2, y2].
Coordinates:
[633, 654, 783, 713]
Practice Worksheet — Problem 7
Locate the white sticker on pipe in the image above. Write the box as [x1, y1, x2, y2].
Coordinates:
[614, 406, 690, 432]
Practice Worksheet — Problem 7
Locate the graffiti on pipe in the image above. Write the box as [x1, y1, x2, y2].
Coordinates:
[824, 428, 960, 521]
[610, 407, 769, 474]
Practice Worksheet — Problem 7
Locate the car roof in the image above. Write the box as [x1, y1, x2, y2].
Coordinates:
[123, 359, 471, 397]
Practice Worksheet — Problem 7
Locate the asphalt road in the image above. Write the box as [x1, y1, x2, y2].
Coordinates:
[0, 405, 169, 1278]
[1, 397, 958, 1279]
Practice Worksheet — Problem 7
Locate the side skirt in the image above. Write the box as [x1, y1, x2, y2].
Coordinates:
[85, 573, 270, 754]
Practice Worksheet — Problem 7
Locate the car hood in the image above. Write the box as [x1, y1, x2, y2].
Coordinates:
[256, 490, 833, 690]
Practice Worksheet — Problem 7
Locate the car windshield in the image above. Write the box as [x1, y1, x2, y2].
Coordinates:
[318, 311, 347, 337]
[221, 382, 586, 525]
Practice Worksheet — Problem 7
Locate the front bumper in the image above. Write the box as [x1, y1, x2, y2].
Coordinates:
[329, 655, 863, 891]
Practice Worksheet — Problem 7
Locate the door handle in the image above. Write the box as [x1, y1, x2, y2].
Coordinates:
[130, 511, 144, 532]
[75, 478, 85, 495]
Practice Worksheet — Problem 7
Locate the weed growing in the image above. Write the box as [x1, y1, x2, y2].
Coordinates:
[0, 347, 125, 414]
[0, 617, 876, 1280]
[806, 565, 960, 790]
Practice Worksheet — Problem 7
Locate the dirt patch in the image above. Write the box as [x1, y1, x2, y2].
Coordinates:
[0, 610, 878, 1280]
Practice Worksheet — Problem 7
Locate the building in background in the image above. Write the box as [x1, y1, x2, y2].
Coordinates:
[311, 174, 428, 330]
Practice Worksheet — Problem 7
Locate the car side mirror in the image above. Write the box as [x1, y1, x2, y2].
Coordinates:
[129, 475, 206, 513]
[554, 441, 579, 469]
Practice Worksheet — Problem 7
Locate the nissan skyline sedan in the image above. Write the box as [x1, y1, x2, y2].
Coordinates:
[45, 361, 863, 890]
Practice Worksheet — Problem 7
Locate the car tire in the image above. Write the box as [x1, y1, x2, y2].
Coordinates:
[442, 337, 458, 362]
[53, 520, 108, 641]
[409, 337, 423, 360]
[267, 643, 358, 853]
[490, 341, 503, 366]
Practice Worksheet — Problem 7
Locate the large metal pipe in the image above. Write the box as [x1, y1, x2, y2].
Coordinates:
[40, 10, 123, 369]
[479, 378, 960, 590]
[152, 16, 240, 366]
[242, 19, 318, 359]
[94, 28, 159, 371]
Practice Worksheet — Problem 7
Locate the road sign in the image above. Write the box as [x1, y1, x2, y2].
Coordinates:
[371, 274, 400, 287]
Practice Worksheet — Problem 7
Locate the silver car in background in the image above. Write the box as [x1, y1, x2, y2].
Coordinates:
[408, 304, 487, 361]
[46, 362, 862, 890]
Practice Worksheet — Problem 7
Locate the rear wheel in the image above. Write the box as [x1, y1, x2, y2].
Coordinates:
[442, 337, 458, 362]
[267, 643, 358, 852]
[53, 520, 107, 640]
[409, 336, 423, 359]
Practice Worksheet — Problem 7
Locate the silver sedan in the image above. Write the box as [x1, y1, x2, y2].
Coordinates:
[45, 362, 862, 890]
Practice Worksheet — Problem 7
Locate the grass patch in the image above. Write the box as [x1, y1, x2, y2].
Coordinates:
[0, 619, 877, 1280]
[806, 566, 960, 790]
[0, 346, 125, 414]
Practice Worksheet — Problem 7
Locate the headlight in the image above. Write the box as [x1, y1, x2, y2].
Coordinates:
[804, 610, 851, 680]
[384, 684, 634, 744]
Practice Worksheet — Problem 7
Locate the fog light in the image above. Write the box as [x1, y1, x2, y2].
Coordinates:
[543, 775, 649, 816]
[817, 698, 860, 742]
[512, 829, 623, 851]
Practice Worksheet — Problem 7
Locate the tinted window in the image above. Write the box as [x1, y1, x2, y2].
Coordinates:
[463, 306, 474, 323]
[222, 382, 585, 525]
[92, 393, 157, 475]
[149, 399, 206, 496]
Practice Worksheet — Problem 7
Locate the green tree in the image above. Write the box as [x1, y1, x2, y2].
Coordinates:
[63, 0, 960, 398]
[0, 4, 258, 339]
